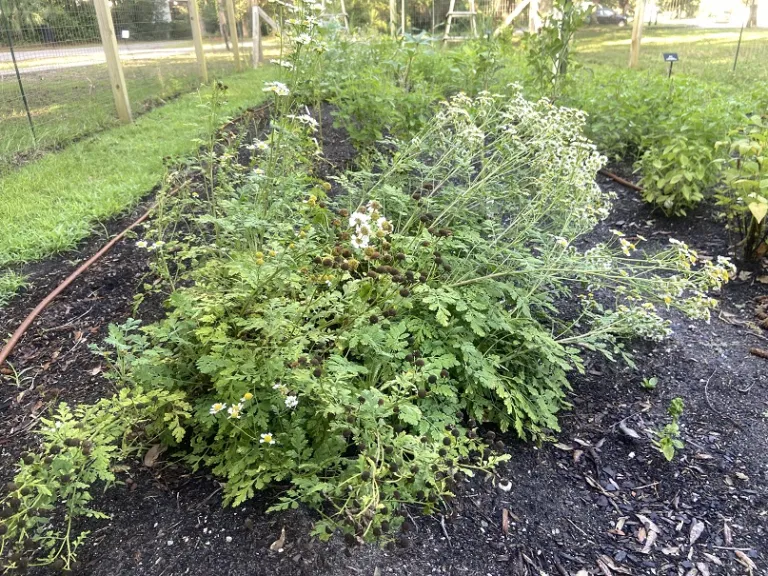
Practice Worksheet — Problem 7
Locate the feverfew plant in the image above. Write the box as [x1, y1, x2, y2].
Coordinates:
[0, 37, 735, 572]
[109, 92, 730, 543]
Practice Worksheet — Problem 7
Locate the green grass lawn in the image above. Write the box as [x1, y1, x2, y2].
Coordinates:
[0, 39, 280, 172]
[574, 25, 768, 84]
[0, 65, 278, 272]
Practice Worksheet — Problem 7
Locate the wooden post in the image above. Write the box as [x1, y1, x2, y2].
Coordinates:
[401, 0, 405, 33]
[93, 0, 131, 123]
[629, 0, 645, 68]
[493, 0, 530, 36]
[528, 0, 540, 32]
[188, 0, 208, 83]
[225, 0, 241, 71]
[252, 5, 262, 68]
[389, 0, 396, 36]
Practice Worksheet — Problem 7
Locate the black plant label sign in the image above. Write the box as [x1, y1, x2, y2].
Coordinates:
[663, 53, 679, 62]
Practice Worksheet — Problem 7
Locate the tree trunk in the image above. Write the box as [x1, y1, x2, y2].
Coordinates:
[218, 0, 230, 50]
[747, 0, 758, 28]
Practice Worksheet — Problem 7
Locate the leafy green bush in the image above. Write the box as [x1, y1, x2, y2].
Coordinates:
[716, 114, 768, 260]
[558, 67, 763, 215]
[522, 0, 591, 98]
[637, 128, 717, 216]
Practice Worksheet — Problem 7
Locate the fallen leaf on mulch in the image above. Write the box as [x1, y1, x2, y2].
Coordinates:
[596, 557, 613, 576]
[735, 550, 757, 573]
[749, 347, 768, 359]
[697, 562, 711, 576]
[598, 555, 631, 574]
[90, 366, 102, 376]
[702, 552, 723, 566]
[618, 422, 641, 440]
[269, 527, 286, 551]
[723, 521, 733, 545]
[756, 275, 768, 284]
[636, 514, 660, 554]
[501, 508, 509, 534]
[553, 442, 573, 451]
[694, 453, 714, 460]
[143, 444, 166, 468]
[689, 518, 705, 545]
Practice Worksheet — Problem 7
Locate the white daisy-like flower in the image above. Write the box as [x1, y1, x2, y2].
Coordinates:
[254, 140, 269, 151]
[349, 211, 370, 228]
[262, 81, 290, 96]
[260, 432, 276, 445]
[136, 240, 148, 249]
[294, 33, 312, 45]
[270, 59, 294, 70]
[285, 395, 299, 409]
[351, 234, 370, 250]
[210, 402, 226, 415]
[554, 236, 568, 248]
[287, 113, 319, 129]
[227, 402, 243, 419]
[148, 241, 165, 251]
[253, 168, 265, 176]
[241, 392, 253, 402]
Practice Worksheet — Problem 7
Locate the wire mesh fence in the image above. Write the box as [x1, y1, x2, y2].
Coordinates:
[0, 0, 114, 166]
[2, 0, 766, 171]
[574, 4, 768, 84]
[0, 0, 265, 172]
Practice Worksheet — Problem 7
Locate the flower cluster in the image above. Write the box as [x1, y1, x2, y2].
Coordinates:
[348, 201, 392, 251]
[209, 392, 253, 419]
[287, 113, 319, 131]
[610, 229, 645, 257]
[136, 240, 166, 251]
[263, 81, 291, 97]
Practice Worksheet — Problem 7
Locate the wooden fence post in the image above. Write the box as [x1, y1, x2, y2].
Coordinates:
[252, 4, 263, 68]
[188, 0, 208, 83]
[93, 0, 132, 123]
[528, 0, 540, 33]
[389, 0, 396, 36]
[225, 0, 241, 71]
[629, 0, 645, 68]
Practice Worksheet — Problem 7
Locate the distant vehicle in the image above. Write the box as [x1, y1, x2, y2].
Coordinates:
[588, 6, 628, 26]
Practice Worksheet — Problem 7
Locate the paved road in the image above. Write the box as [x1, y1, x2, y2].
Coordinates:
[0, 39, 253, 77]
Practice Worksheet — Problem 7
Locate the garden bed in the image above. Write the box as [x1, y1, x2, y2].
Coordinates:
[0, 97, 765, 576]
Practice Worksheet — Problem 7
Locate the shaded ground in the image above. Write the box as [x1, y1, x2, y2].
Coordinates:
[0, 122, 766, 575]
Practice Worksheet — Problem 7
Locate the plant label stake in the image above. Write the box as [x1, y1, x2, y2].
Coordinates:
[663, 53, 678, 78]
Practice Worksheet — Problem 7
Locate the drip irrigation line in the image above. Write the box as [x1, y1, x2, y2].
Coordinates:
[0, 181, 189, 368]
[0, 102, 273, 369]
[598, 168, 643, 192]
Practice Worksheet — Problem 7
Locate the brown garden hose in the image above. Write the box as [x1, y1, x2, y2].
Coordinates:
[599, 168, 643, 192]
[0, 103, 274, 369]
[0, 181, 187, 368]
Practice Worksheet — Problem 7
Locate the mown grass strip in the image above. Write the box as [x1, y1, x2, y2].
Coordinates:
[0, 66, 277, 269]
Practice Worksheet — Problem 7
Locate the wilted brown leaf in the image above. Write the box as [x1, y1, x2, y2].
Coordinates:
[269, 527, 286, 551]
[143, 444, 166, 468]
[735, 550, 756, 573]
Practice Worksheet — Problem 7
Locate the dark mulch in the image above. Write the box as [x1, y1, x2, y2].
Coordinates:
[0, 124, 766, 576]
